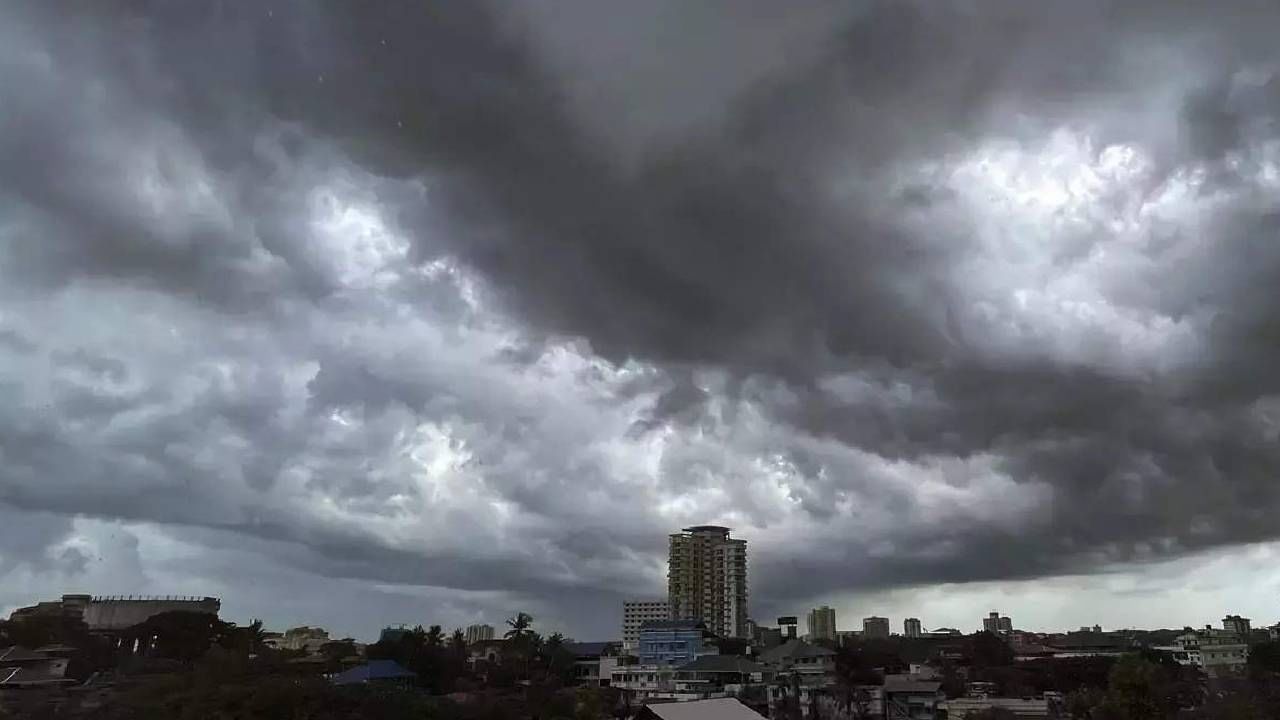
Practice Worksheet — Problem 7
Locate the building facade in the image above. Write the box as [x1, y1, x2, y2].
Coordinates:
[807, 606, 836, 642]
[668, 525, 748, 638]
[904, 618, 923, 638]
[464, 623, 495, 645]
[638, 619, 710, 666]
[623, 600, 671, 652]
[983, 612, 1013, 635]
[863, 616, 890, 639]
[1222, 615, 1252, 639]
[9, 593, 221, 632]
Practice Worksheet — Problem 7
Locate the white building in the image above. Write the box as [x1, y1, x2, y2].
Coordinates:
[464, 623, 495, 645]
[623, 600, 671, 652]
[1156, 627, 1249, 678]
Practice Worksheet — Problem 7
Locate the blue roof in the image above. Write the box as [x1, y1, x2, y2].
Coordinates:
[332, 660, 415, 685]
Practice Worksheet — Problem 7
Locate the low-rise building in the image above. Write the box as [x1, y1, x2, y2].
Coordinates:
[883, 676, 945, 720]
[1168, 627, 1249, 678]
[566, 641, 623, 686]
[281, 626, 330, 654]
[638, 619, 713, 667]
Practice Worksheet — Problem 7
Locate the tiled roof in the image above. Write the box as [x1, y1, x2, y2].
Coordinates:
[759, 639, 835, 663]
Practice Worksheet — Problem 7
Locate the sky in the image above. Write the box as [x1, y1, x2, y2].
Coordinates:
[2, 0, 1280, 642]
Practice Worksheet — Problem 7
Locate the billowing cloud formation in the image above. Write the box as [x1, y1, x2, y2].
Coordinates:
[3, 0, 1280, 638]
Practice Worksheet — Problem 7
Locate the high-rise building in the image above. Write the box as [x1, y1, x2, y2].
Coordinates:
[465, 623, 495, 645]
[904, 618, 923, 638]
[863, 616, 890, 638]
[807, 606, 837, 641]
[983, 612, 1013, 634]
[667, 525, 748, 638]
[622, 600, 670, 652]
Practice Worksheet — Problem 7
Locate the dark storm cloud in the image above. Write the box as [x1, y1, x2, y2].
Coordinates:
[5, 0, 1280, 636]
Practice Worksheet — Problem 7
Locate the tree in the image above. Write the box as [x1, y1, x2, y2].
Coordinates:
[426, 624, 445, 648]
[505, 612, 534, 640]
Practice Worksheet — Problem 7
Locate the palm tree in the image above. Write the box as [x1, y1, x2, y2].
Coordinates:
[505, 612, 534, 639]
[425, 625, 445, 648]
[449, 628, 467, 654]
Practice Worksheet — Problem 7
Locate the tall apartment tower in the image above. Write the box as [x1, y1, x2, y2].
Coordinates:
[904, 618, 923, 638]
[807, 606, 837, 641]
[667, 525, 748, 639]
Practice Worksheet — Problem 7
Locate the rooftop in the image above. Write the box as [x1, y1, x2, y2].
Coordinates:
[677, 655, 766, 674]
[884, 676, 943, 694]
[641, 697, 765, 720]
[759, 639, 836, 664]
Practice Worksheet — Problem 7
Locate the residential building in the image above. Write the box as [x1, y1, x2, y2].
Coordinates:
[883, 675, 945, 720]
[759, 639, 837, 678]
[281, 626, 330, 654]
[983, 612, 1012, 635]
[624, 600, 670, 652]
[863, 616, 891, 639]
[467, 639, 506, 667]
[674, 655, 770, 698]
[566, 641, 623, 686]
[1223, 615, 1252, 639]
[638, 619, 712, 666]
[806, 606, 836, 642]
[778, 616, 799, 640]
[1170, 627, 1249, 678]
[668, 525, 749, 639]
[904, 618, 923, 638]
[464, 623, 495, 645]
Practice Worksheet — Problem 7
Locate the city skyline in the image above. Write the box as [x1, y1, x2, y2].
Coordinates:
[6, 1, 1280, 647]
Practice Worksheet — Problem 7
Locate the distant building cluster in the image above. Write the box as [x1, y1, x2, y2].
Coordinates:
[6, 525, 1276, 717]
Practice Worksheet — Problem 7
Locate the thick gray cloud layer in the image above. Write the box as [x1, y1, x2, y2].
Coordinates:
[3, 0, 1280, 638]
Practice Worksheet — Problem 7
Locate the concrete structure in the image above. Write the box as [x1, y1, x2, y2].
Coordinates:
[9, 593, 220, 632]
[668, 526, 748, 639]
[1163, 627, 1249, 678]
[904, 618, 923, 638]
[944, 697, 1054, 719]
[0, 646, 75, 688]
[883, 676, 945, 720]
[1223, 615, 1252, 639]
[863, 616, 890, 639]
[464, 623, 495, 645]
[983, 612, 1012, 635]
[806, 606, 836, 642]
[624, 600, 671, 652]
[638, 619, 712, 666]
[281, 626, 330, 654]
[778, 616, 799, 640]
